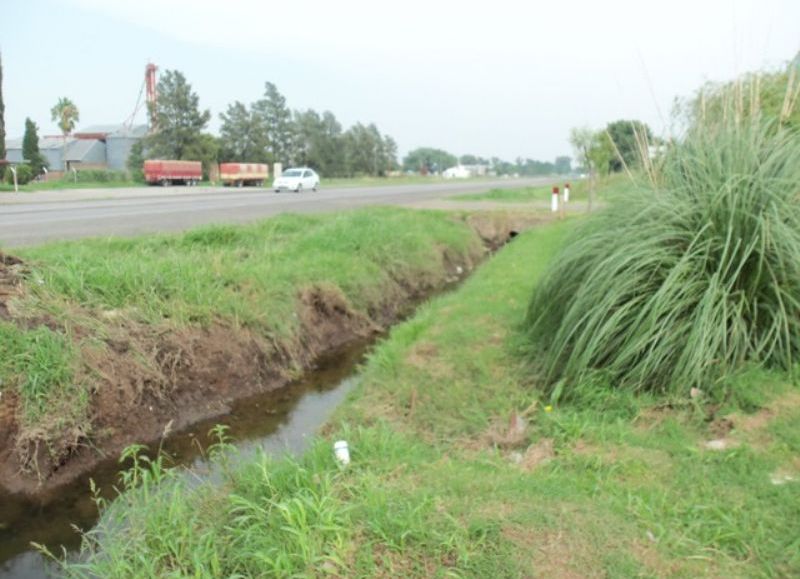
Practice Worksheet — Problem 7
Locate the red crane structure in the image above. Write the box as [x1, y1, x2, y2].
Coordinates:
[145, 63, 158, 131]
[123, 62, 159, 133]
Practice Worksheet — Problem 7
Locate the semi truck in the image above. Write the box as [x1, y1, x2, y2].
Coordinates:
[219, 163, 269, 187]
[144, 160, 203, 186]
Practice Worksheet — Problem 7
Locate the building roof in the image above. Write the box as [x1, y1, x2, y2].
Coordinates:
[40, 136, 75, 149]
[5, 136, 74, 150]
[74, 124, 148, 139]
[5, 135, 103, 162]
[64, 138, 102, 161]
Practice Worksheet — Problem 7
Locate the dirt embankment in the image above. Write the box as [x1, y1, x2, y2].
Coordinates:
[0, 215, 536, 496]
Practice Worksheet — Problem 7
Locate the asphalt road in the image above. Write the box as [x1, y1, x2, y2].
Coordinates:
[0, 178, 552, 248]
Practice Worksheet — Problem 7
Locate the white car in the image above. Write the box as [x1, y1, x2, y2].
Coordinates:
[273, 167, 320, 192]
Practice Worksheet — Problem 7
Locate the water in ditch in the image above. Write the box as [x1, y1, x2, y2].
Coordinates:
[0, 340, 372, 578]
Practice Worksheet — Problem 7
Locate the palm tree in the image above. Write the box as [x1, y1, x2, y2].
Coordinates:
[50, 97, 80, 169]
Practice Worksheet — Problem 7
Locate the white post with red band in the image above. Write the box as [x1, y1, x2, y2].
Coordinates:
[551, 186, 559, 213]
[564, 182, 570, 203]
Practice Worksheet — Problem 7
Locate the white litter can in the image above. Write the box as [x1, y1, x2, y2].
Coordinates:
[334, 440, 350, 466]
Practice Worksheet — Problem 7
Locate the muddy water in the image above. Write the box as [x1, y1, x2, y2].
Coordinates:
[0, 340, 371, 578]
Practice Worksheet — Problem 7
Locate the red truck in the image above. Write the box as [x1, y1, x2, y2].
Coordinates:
[220, 163, 269, 187]
[144, 160, 202, 186]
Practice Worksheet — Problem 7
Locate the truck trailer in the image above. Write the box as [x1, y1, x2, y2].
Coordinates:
[144, 160, 203, 186]
[220, 163, 269, 187]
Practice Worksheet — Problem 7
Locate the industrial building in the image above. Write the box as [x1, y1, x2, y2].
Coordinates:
[5, 124, 147, 173]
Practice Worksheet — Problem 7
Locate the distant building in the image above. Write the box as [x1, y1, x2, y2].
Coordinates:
[76, 124, 148, 171]
[442, 164, 490, 179]
[5, 124, 147, 172]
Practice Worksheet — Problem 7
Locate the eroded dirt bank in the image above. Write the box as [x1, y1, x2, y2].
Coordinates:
[0, 213, 544, 497]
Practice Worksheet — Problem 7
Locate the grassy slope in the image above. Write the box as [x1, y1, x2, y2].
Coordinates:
[2, 208, 483, 446]
[62, 220, 800, 577]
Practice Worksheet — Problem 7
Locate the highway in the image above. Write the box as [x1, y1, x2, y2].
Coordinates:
[0, 178, 551, 248]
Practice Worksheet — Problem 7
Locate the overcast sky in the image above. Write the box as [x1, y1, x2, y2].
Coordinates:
[2, 0, 799, 161]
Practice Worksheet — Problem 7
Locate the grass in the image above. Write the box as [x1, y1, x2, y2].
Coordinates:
[450, 174, 633, 204]
[0, 179, 144, 193]
[56, 218, 800, 577]
[0, 175, 490, 193]
[18, 208, 480, 331]
[1, 207, 485, 475]
[525, 118, 800, 397]
[0, 321, 81, 426]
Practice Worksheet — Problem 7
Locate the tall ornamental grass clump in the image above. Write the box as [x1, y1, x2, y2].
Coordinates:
[525, 117, 800, 397]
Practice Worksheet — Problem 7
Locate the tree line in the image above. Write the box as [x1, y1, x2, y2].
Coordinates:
[1, 62, 574, 183]
[130, 69, 573, 179]
[399, 148, 571, 176]
[130, 71, 398, 179]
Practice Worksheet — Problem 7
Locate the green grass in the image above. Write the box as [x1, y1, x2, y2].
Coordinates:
[57, 218, 800, 577]
[0, 180, 143, 192]
[450, 174, 633, 204]
[2, 207, 484, 474]
[19, 208, 480, 332]
[0, 321, 80, 426]
[525, 118, 800, 398]
[0, 174, 484, 193]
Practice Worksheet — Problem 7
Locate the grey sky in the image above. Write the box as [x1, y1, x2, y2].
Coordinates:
[2, 0, 799, 162]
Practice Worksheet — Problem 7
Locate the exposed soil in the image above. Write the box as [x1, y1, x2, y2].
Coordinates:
[0, 215, 530, 497]
[0, 252, 24, 320]
[465, 212, 550, 251]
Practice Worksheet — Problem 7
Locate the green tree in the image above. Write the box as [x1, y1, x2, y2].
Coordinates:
[0, 51, 6, 178]
[554, 155, 571, 174]
[219, 101, 267, 163]
[342, 123, 396, 176]
[183, 133, 220, 179]
[254, 82, 294, 165]
[50, 97, 80, 140]
[293, 109, 325, 169]
[318, 111, 345, 176]
[491, 157, 516, 176]
[292, 109, 350, 176]
[518, 158, 555, 175]
[126, 140, 145, 181]
[22, 117, 46, 176]
[568, 126, 593, 172]
[145, 70, 211, 160]
[49, 96, 78, 174]
[588, 132, 615, 177]
[605, 119, 652, 172]
[382, 135, 398, 173]
[402, 147, 457, 174]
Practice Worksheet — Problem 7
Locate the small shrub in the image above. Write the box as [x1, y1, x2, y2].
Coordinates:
[62, 169, 129, 183]
[4, 164, 34, 185]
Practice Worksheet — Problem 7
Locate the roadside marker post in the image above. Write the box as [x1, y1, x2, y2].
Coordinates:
[10, 166, 18, 193]
[564, 182, 570, 203]
[551, 186, 559, 213]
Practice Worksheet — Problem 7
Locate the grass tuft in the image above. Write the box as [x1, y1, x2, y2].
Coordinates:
[525, 118, 800, 396]
[0, 321, 79, 424]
